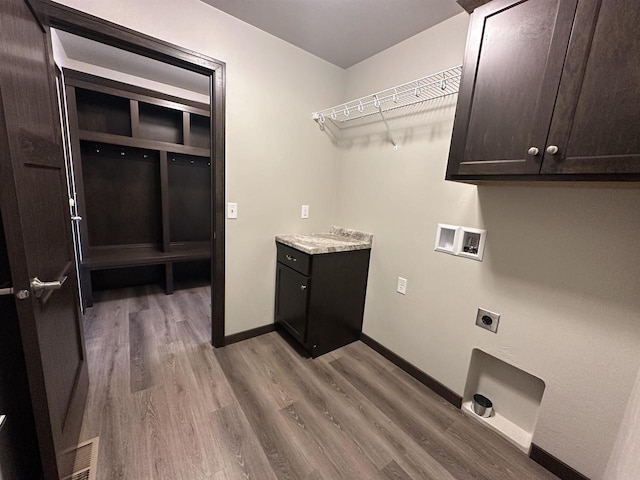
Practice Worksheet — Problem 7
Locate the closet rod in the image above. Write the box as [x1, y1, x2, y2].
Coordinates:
[312, 65, 462, 127]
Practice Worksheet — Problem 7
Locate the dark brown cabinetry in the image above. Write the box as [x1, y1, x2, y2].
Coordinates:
[274, 243, 370, 358]
[447, 0, 640, 181]
[64, 70, 211, 306]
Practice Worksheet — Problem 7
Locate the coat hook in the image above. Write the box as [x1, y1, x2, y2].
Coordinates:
[343, 105, 349, 117]
[331, 109, 337, 120]
[358, 100, 364, 113]
[393, 88, 398, 103]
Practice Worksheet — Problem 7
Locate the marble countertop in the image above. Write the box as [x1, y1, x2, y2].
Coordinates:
[276, 226, 373, 255]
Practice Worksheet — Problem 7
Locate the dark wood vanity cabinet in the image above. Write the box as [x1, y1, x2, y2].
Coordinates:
[275, 243, 370, 358]
[447, 0, 640, 181]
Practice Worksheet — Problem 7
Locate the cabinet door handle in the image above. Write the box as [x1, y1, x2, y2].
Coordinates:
[300, 285, 307, 290]
[546, 145, 559, 155]
[285, 254, 297, 262]
[527, 146, 539, 156]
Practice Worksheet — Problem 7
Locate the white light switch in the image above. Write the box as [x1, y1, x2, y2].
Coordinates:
[301, 204, 309, 219]
[397, 277, 407, 295]
[227, 202, 238, 219]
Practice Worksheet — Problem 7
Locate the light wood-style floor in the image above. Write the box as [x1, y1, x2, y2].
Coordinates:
[79, 284, 556, 479]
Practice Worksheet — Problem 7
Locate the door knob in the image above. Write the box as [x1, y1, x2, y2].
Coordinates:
[527, 146, 539, 156]
[546, 145, 559, 155]
[300, 285, 307, 290]
[30, 276, 67, 298]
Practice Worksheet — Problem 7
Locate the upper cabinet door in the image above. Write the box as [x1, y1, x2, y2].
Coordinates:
[447, 0, 578, 178]
[541, 0, 640, 175]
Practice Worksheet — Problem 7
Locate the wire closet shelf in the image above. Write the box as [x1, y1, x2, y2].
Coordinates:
[312, 65, 462, 128]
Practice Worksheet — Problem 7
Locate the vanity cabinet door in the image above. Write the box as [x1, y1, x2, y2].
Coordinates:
[446, 0, 577, 178]
[541, 0, 640, 175]
[275, 263, 310, 344]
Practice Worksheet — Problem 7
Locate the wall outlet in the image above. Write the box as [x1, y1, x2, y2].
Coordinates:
[476, 308, 500, 333]
[301, 204, 309, 219]
[227, 202, 238, 219]
[397, 277, 407, 295]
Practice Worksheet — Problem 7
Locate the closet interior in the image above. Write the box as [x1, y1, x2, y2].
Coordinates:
[63, 69, 212, 307]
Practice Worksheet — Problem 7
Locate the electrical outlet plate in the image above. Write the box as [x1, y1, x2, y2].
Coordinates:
[397, 277, 407, 295]
[476, 308, 500, 333]
[227, 202, 238, 219]
[301, 204, 309, 219]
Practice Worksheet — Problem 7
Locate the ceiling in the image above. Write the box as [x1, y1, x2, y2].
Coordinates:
[54, 30, 210, 96]
[201, 0, 464, 68]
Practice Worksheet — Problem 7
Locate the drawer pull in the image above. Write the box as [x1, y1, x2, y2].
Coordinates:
[300, 285, 307, 290]
[285, 254, 297, 262]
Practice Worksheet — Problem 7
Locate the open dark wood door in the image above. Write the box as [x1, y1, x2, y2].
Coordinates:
[0, 0, 89, 478]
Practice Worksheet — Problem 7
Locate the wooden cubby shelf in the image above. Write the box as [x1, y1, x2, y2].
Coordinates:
[64, 69, 213, 307]
[78, 130, 210, 157]
[82, 242, 210, 269]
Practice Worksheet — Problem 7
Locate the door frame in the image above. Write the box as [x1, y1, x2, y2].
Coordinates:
[38, 0, 226, 347]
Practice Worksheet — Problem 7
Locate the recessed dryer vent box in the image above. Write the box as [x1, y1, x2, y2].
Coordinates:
[435, 224, 460, 255]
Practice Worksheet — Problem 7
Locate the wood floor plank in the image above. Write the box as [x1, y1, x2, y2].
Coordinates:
[256, 333, 396, 470]
[80, 309, 132, 479]
[182, 341, 235, 413]
[160, 341, 227, 478]
[130, 386, 179, 480]
[280, 400, 386, 480]
[343, 341, 460, 430]
[444, 417, 557, 480]
[238, 337, 300, 410]
[216, 345, 314, 480]
[330, 355, 497, 480]
[301, 342, 459, 480]
[382, 460, 414, 480]
[81, 285, 556, 480]
[129, 310, 162, 393]
[211, 404, 279, 480]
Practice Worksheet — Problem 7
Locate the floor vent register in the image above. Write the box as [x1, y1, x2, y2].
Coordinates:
[60, 437, 99, 480]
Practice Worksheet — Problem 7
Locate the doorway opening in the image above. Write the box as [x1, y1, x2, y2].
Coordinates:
[43, 2, 226, 347]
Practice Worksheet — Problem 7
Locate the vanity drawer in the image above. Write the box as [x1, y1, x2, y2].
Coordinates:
[276, 243, 310, 276]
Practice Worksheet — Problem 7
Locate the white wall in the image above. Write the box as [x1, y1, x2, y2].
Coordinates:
[54, 0, 345, 335]
[334, 12, 640, 480]
[605, 367, 640, 479]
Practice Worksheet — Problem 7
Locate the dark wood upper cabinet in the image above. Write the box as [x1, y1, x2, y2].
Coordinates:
[447, 0, 640, 181]
[542, 0, 640, 175]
